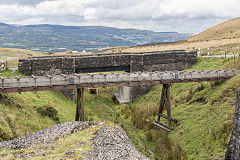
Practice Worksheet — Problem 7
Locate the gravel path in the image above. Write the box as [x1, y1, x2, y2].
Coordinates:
[0, 121, 149, 160]
[84, 125, 149, 160]
[0, 121, 96, 150]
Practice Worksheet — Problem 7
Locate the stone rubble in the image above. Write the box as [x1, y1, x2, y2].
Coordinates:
[0, 121, 149, 160]
[84, 125, 149, 160]
[0, 121, 96, 150]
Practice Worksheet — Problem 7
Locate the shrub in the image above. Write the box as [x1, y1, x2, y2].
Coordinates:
[218, 120, 233, 145]
[85, 112, 93, 121]
[114, 117, 119, 124]
[185, 87, 193, 102]
[209, 80, 224, 89]
[146, 130, 153, 142]
[195, 83, 204, 92]
[171, 98, 177, 107]
[131, 104, 158, 129]
[153, 130, 186, 160]
[37, 105, 59, 121]
[0, 128, 10, 141]
[194, 97, 207, 104]
[124, 113, 129, 119]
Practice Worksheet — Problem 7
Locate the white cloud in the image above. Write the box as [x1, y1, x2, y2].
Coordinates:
[0, 0, 239, 33]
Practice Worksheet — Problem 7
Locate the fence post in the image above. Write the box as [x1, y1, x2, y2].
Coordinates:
[5, 60, 7, 71]
[225, 51, 227, 61]
[198, 48, 201, 57]
[208, 48, 210, 56]
[234, 51, 235, 62]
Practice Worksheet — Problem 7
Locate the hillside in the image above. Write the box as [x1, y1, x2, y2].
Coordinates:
[0, 23, 192, 53]
[110, 17, 240, 54]
[0, 48, 45, 58]
[0, 48, 91, 66]
[0, 56, 239, 159]
[1, 16, 240, 158]
[188, 17, 240, 42]
[128, 57, 240, 159]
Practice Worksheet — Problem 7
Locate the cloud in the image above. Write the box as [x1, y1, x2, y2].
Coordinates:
[0, 0, 47, 5]
[0, 0, 239, 33]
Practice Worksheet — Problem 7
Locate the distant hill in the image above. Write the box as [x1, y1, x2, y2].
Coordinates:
[188, 17, 240, 42]
[0, 23, 192, 53]
[113, 17, 240, 53]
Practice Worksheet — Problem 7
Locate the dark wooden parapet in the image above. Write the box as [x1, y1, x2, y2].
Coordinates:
[0, 69, 238, 94]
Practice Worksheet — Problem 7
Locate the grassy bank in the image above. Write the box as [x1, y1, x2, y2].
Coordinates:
[116, 57, 239, 159]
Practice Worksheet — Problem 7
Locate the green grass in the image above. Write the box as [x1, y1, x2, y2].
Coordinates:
[118, 56, 239, 159]
[0, 91, 76, 141]
[0, 85, 154, 158]
[0, 69, 23, 77]
[0, 56, 239, 159]
[169, 79, 236, 159]
[0, 66, 77, 140]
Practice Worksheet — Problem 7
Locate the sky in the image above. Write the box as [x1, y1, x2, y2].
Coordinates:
[0, 0, 239, 34]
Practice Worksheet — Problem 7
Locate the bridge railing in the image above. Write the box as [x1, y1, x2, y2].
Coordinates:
[0, 69, 239, 93]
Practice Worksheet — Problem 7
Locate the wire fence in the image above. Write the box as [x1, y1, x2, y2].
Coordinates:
[197, 47, 240, 57]
[0, 60, 18, 71]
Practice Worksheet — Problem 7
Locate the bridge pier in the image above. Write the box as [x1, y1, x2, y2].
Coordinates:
[153, 84, 178, 132]
[75, 87, 85, 121]
[115, 86, 131, 103]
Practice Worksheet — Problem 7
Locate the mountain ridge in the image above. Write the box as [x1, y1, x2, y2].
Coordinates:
[0, 22, 192, 53]
[111, 17, 240, 53]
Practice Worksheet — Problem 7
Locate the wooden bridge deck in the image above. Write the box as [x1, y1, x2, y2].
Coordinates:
[0, 69, 239, 93]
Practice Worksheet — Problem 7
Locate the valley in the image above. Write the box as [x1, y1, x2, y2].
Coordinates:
[0, 23, 192, 53]
[1, 17, 240, 160]
[0, 55, 239, 159]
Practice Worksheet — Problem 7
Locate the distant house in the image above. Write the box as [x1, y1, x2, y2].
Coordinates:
[32, 48, 40, 51]
[18, 53, 24, 56]
[72, 51, 78, 54]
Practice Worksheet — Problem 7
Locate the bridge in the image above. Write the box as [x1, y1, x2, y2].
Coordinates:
[18, 50, 197, 102]
[0, 69, 238, 93]
[0, 69, 239, 131]
[12, 50, 240, 159]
